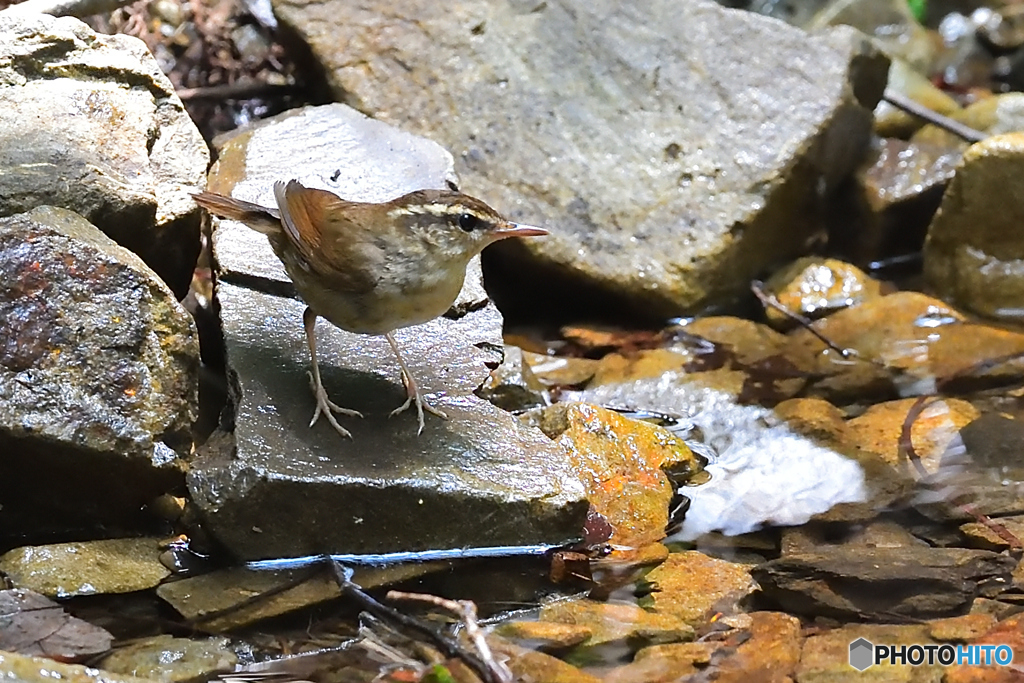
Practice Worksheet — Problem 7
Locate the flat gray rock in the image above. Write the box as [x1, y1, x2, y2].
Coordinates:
[272, 0, 888, 320]
[0, 13, 209, 297]
[0, 207, 197, 543]
[753, 546, 1016, 620]
[190, 104, 588, 560]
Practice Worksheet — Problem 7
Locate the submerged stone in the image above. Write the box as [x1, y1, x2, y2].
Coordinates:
[640, 551, 756, 625]
[0, 650, 154, 683]
[98, 636, 235, 683]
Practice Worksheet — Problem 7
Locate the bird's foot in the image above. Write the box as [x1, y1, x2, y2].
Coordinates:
[390, 373, 448, 436]
[307, 371, 362, 438]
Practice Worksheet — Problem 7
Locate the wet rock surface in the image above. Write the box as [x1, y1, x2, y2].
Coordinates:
[924, 132, 1024, 323]
[540, 402, 701, 550]
[0, 538, 170, 598]
[0, 650, 154, 683]
[797, 623, 941, 682]
[0, 14, 209, 297]
[0, 207, 197, 544]
[273, 0, 887, 320]
[832, 138, 961, 265]
[98, 635, 236, 682]
[762, 257, 883, 327]
[784, 291, 1024, 400]
[192, 103, 588, 560]
[753, 547, 1016, 620]
[538, 598, 695, 653]
[493, 620, 593, 652]
[640, 551, 757, 625]
[573, 364, 867, 540]
[156, 559, 446, 632]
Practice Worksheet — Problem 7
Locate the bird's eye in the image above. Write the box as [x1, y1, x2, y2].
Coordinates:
[458, 213, 481, 232]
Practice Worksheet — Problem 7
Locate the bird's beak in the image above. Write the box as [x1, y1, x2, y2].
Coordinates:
[492, 222, 548, 239]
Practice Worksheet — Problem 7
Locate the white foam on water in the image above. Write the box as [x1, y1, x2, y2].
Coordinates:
[576, 374, 867, 540]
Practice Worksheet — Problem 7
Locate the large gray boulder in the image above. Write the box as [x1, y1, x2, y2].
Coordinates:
[0, 13, 209, 297]
[272, 0, 888, 320]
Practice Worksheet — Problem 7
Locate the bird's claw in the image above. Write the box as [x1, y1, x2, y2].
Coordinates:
[389, 373, 448, 435]
[307, 371, 361, 438]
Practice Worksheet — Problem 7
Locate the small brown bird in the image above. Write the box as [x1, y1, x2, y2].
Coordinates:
[194, 181, 547, 438]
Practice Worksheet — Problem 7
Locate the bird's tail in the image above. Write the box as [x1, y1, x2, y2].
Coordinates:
[193, 191, 281, 235]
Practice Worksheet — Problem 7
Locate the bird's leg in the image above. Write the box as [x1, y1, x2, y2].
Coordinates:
[304, 307, 362, 438]
[385, 331, 448, 434]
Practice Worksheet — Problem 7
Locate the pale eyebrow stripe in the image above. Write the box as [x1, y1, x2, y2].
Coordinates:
[388, 204, 470, 218]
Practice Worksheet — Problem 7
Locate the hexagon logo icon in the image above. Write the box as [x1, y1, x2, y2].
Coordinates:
[849, 637, 874, 671]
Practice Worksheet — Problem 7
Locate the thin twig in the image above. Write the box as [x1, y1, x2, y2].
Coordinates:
[327, 560, 497, 683]
[176, 82, 302, 102]
[897, 395, 936, 478]
[936, 349, 1024, 392]
[750, 280, 856, 358]
[899, 399, 1024, 551]
[882, 90, 986, 144]
[388, 591, 513, 683]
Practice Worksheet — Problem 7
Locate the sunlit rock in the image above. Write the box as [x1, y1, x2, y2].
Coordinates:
[0, 538, 170, 598]
[784, 292, 1024, 399]
[928, 614, 997, 642]
[487, 637, 604, 683]
[0, 13, 209, 297]
[273, 0, 887, 321]
[925, 132, 1024, 322]
[539, 598, 695, 653]
[575, 377, 867, 540]
[603, 642, 718, 683]
[763, 258, 882, 328]
[539, 403, 700, 550]
[493, 621, 593, 652]
[639, 551, 756, 625]
[798, 623, 938, 680]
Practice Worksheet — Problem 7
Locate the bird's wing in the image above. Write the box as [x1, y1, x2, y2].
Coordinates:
[273, 180, 378, 294]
